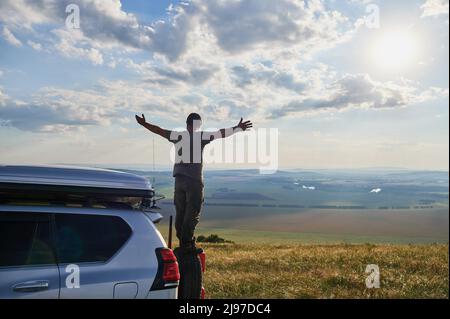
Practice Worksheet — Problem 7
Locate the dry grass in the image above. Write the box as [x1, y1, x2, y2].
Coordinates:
[200, 243, 449, 299]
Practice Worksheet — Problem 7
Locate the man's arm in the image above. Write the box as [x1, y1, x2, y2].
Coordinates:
[203, 118, 253, 142]
[135, 114, 171, 140]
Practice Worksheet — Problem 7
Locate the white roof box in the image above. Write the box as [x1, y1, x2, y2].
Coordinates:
[0, 165, 154, 198]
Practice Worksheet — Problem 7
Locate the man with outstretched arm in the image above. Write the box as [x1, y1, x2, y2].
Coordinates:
[136, 113, 253, 251]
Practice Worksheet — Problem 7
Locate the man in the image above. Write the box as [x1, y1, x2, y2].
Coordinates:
[136, 113, 253, 250]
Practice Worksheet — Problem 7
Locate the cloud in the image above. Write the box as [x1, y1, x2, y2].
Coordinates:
[421, 0, 449, 17]
[0, 0, 53, 29]
[2, 26, 22, 47]
[0, 0, 355, 63]
[347, 0, 373, 4]
[0, 87, 113, 132]
[0, 75, 257, 132]
[200, 0, 350, 54]
[27, 40, 42, 51]
[0, 101, 99, 132]
[0, 0, 193, 62]
[268, 74, 448, 118]
[1, 66, 448, 133]
[150, 62, 219, 86]
[52, 29, 104, 65]
[0, 88, 8, 105]
[231, 64, 307, 92]
[123, 59, 448, 122]
[0, 78, 213, 132]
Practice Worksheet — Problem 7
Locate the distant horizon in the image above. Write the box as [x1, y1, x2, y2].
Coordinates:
[1, 162, 448, 173]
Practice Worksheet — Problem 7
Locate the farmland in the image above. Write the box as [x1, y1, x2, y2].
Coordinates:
[133, 168, 450, 244]
[200, 243, 449, 299]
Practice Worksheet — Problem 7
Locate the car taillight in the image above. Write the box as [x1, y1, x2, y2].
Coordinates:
[150, 248, 180, 291]
[201, 287, 206, 299]
[163, 261, 180, 282]
[160, 249, 176, 261]
[198, 251, 206, 273]
[198, 250, 206, 299]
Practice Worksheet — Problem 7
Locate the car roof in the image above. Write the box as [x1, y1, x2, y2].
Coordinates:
[0, 165, 153, 198]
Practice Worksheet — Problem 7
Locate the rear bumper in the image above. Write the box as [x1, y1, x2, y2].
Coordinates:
[146, 288, 177, 299]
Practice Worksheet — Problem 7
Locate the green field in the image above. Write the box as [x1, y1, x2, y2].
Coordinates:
[200, 243, 449, 299]
[157, 206, 449, 245]
[159, 226, 448, 245]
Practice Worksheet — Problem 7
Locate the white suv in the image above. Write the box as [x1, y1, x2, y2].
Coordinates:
[0, 165, 179, 299]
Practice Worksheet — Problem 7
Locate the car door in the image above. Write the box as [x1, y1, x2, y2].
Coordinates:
[54, 213, 133, 298]
[0, 212, 60, 299]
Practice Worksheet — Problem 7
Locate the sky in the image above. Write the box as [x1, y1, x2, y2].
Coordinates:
[0, 0, 449, 171]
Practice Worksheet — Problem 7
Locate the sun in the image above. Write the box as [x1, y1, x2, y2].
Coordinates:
[371, 30, 418, 70]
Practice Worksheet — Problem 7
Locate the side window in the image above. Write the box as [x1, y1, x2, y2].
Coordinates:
[0, 212, 55, 267]
[55, 214, 132, 264]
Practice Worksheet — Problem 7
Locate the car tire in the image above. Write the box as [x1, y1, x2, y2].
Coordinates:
[174, 248, 202, 299]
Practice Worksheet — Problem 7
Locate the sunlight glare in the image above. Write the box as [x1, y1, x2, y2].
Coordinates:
[371, 30, 418, 70]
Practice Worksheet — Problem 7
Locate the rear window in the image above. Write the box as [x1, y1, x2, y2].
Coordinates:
[55, 214, 132, 264]
[0, 212, 56, 267]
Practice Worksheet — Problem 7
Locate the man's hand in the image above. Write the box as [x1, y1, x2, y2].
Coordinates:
[135, 114, 146, 126]
[135, 114, 170, 140]
[236, 118, 253, 131]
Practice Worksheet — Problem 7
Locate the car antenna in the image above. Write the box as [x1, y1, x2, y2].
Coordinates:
[152, 135, 156, 186]
[168, 215, 173, 249]
[150, 136, 161, 209]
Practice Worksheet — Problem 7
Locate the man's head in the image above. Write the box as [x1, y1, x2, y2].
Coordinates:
[186, 113, 202, 132]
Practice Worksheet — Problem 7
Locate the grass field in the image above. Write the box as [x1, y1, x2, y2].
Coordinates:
[157, 224, 448, 245]
[193, 227, 447, 244]
[199, 243, 449, 299]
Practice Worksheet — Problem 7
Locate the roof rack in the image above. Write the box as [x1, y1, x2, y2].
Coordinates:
[0, 165, 154, 200]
